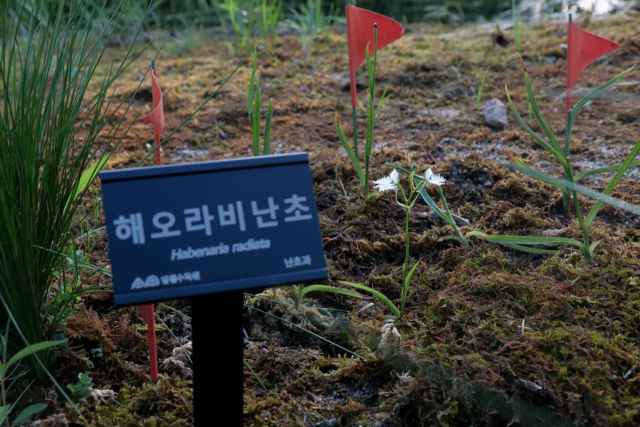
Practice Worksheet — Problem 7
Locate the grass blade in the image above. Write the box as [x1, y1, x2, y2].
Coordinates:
[338, 281, 401, 318]
[263, 98, 272, 155]
[574, 159, 640, 182]
[335, 113, 365, 185]
[300, 285, 364, 300]
[585, 138, 640, 228]
[466, 231, 584, 248]
[505, 85, 569, 169]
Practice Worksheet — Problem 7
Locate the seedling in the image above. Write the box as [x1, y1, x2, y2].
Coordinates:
[261, 0, 282, 50]
[288, 0, 330, 59]
[248, 51, 273, 156]
[67, 373, 94, 401]
[469, 57, 640, 264]
[512, 0, 522, 50]
[476, 70, 489, 112]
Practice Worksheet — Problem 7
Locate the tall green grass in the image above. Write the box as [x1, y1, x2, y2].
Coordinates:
[0, 0, 147, 378]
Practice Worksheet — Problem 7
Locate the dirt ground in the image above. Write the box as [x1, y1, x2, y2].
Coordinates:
[30, 12, 640, 427]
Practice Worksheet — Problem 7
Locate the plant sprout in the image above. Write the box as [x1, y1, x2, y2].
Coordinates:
[512, 0, 522, 50]
[336, 25, 379, 198]
[476, 70, 488, 112]
[248, 51, 273, 156]
[469, 57, 640, 264]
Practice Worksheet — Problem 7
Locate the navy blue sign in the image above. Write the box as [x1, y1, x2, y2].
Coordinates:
[100, 153, 327, 306]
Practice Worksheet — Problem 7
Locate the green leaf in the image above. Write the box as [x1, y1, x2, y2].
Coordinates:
[566, 65, 635, 155]
[404, 260, 420, 288]
[589, 240, 602, 256]
[0, 405, 9, 424]
[574, 159, 640, 182]
[248, 50, 257, 117]
[263, 98, 272, 156]
[338, 281, 400, 318]
[505, 85, 569, 170]
[500, 243, 561, 255]
[67, 156, 110, 210]
[335, 113, 365, 186]
[523, 72, 563, 154]
[585, 138, 640, 228]
[252, 75, 261, 156]
[504, 161, 640, 217]
[466, 231, 584, 248]
[13, 403, 48, 425]
[502, 159, 569, 199]
[7, 340, 66, 369]
[299, 285, 364, 300]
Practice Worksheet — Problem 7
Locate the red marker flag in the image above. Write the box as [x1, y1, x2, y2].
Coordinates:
[141, 64, 165, 166]
[566, 22, 620, 118]
[346, 5, 403, 107]
[139, 60, 163, 382]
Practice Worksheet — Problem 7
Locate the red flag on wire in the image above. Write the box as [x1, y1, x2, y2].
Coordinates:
[566, 21, 620, 118]
[141, 63, 165, 166]
[346, 5, 403, 107]
[139, 60, 163, 383]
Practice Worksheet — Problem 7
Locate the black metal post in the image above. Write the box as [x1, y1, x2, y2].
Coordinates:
[192, 291, 243, 425]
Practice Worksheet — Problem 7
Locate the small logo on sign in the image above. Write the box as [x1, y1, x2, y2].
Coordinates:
[131, 277, 145, 290]
[131, 275, 161, 290]
[146, 275, 160, 287]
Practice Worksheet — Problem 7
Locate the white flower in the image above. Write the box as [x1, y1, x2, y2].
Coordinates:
[380, 323, 402, 350]
[424, 168, 445, 186]
[373, 169, 399, 192]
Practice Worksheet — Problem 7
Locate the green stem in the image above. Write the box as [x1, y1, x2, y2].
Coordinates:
[399, 188, 410, 317]
[572, 189, 592, 264]
[565, 157, 592, 264]
[352, 105, 358, 159]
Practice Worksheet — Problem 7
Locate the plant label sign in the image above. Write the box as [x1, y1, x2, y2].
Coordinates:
[100, 153, 327, 306]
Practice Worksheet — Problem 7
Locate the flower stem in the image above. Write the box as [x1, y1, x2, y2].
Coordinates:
[399, 186, 411, 317]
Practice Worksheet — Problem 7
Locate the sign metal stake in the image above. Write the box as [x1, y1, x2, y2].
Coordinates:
[192, 291, 244, 424]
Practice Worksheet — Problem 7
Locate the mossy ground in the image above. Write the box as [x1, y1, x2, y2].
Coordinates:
[22, 12, 640, 427]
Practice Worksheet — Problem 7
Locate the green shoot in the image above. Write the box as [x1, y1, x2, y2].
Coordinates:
[248, 51, 274, 156]
[476, 70, 489, 112]
[512, 0, 522, 50]
[287, 0, 331, 59]
[336, 25, 379, 198]
[469, 58, 639, 264]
